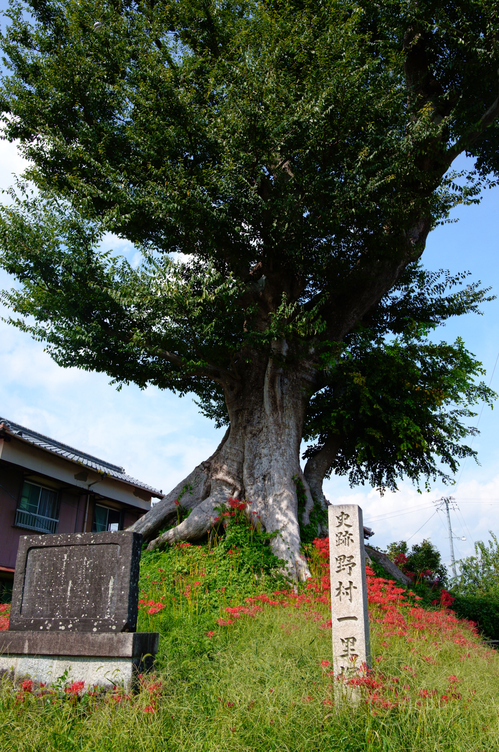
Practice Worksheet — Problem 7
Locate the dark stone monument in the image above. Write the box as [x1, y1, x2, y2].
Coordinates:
[0, 532, 158, 689]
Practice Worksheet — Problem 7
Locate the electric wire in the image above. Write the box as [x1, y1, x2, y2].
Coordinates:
[366, 502, 436, 522]
[456, 505, 475, 549]
[405, 510, 439, 543]
[402, 350, 499, 549]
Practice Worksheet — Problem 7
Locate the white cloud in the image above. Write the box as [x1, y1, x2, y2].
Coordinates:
[0, 138, 29, 193]
[0, 305, 224, 494]
[324, 472, 499, 572]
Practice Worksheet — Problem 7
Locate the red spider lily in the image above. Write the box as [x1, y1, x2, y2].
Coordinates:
[64, 681, 85, 695]
[432, 589, 455, 608]
[0, 603, 10, 631]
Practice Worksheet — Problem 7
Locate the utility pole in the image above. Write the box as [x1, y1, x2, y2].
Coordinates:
[434, 496, 458, 578]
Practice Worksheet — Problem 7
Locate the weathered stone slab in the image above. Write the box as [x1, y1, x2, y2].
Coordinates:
[0, 631, 158, 657]
[9, 532, 142, 633]
[329, 505, 371, 683]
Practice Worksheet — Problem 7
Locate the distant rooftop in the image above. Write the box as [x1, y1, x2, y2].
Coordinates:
[0, 416, 163, 498]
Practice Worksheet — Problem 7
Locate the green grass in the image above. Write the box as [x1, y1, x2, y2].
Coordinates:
[1, 530, 498, 752]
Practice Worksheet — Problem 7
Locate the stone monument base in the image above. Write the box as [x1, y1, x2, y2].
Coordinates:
[0, 631, 159, 690]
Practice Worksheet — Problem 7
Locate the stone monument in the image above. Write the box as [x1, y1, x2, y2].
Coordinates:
[328, 504, 371, 694]
[0, 531, 158, 689]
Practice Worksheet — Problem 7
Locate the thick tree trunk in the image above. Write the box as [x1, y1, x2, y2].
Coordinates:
[132, 341, 317, 580]
[303, 434, 343, 537]
[303, 434, 342, 510]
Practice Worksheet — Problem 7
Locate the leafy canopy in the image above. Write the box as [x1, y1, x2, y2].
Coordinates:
[0, 0, 498, 396]
[302, 266, 496, 491]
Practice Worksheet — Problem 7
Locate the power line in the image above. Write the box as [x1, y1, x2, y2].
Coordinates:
[454, 499, 499, 503]
[405, 510, 438, 543]
[366, 502, 435, 522]
[455, 505, 475, 549]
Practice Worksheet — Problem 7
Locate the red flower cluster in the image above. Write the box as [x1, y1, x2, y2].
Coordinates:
[64, 681, 85, 695]
[139, 599, 166, 615]
[0, 603, 10, 631]
[138, 674, 162, 713]
[432, 589, 455, 608]
[228, 498, 249, 511]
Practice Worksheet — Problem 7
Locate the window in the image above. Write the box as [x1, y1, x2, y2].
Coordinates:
[15, 481, 59, 534]
[92, 504, 122, 533]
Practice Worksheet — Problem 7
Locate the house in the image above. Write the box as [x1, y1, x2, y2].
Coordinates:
[0, 416, 163, 590]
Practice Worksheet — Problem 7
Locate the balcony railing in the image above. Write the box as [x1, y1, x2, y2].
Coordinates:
[14, 509, 59, 534]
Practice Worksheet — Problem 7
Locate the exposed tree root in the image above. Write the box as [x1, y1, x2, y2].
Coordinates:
[129, 430, 229, 541]
[146, 492, 227, 550]
[131, 346, 322, 581]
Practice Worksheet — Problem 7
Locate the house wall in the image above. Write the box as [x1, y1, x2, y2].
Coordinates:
[0, 462, 147, 572]
[0, 439, 152, 510]
[0, 463, 23, 572]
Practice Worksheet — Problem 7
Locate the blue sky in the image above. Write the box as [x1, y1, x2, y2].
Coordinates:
[0, 2, 498, 574]
[323, 179, 499, 567]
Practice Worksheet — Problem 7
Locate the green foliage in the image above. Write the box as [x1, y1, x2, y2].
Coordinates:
[451, 594, 499, 642]
[2, 534, 499, 751]
[0, 579, 12, 604]
[406, 540, 448, 587]
[303, 267, 496, 492]
[448, 534, 499, 641]
[215, 502, 285, 578]
[386, 538, 448, 601]
[0, 0, 497, 396]
[140, 502, 286, 629]
[451, 532, 499, 598]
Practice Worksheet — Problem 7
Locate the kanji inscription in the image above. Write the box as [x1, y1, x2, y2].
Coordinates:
[334, 581, 357, 602]
[329, 504, 371, 692]
[335, 554, 356, 575]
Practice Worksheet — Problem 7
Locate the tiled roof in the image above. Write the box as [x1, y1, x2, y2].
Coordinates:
[0, 416, 163, 498]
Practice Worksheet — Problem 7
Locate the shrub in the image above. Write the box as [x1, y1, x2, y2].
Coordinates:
[451, 594, 499, 641]
[451, 532, 499, 599]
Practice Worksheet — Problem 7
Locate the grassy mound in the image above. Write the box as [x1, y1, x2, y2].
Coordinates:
[1, 523, 498, 751]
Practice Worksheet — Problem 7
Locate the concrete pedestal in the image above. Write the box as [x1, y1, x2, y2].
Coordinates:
[0, 631, 159, 690]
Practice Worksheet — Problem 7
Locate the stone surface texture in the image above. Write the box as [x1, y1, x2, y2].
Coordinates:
[0, 631, 158, 657]
[9, 532, 142, 633]
[0, 654, 150, 689]
[329, 505, 371, 681]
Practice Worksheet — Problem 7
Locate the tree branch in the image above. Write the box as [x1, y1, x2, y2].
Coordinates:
[445, 86, 499, 168]
[154, 345, 235, 385]
[304, 433, 342, 509]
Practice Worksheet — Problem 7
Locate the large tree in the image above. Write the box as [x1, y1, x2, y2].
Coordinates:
[0, 0, 498, 577]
